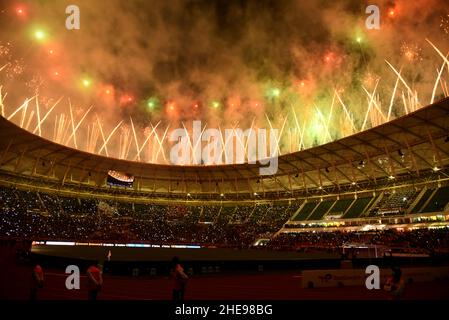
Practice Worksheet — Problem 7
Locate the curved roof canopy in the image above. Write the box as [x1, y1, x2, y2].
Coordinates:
[0, 98, 448, 200]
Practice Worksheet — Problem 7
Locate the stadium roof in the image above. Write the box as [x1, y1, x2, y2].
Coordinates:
[0, 98, 448, 200]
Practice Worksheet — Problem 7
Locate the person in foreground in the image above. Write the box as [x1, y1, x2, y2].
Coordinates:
[384, 266, 405, 300]
[30, 262, 44, 300]
[171, 256, 189, 301]
[87, 261, 103, 301]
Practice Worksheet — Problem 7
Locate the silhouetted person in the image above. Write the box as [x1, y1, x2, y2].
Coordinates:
[171, 256, 188, 301]
[87, 261, 103, 301]
[30, 263, 44, 300]
[384, 266, 405, 300]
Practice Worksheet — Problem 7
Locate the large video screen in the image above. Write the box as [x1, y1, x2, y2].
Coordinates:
[106, 170, 134, 188]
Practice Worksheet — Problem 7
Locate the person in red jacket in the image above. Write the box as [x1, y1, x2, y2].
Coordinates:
[87, 261, 103, 301]
[30, 263, 44, 300]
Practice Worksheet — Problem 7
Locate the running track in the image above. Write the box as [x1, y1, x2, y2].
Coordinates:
[2, 265, 449, 300]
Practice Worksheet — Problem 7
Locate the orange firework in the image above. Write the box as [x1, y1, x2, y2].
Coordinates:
[400, 42, 422, 62]
[441, 14, 449, 35]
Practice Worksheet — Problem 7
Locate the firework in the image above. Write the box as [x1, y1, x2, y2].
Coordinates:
[155, 125, 170, 163]
[431, 59, 447, 104]
[0, 42, 11, 57]
[96, 116, 109, 156]
[0, 39, 448, 164]
[130, 117, 141, 161]
[363, 72, 380, 89]
[32, 97, 62, 135]
[0, 86, 6, 117]
[335, 90, 356, 134]
[400, 42, 423, 62]
[441, 14, 449, 35]
[99, 120, 123, 156]
[86, 122, 100, 153]
[64, 105, 93, 147]
[39, 96, 56, 110]
[26, 76, 44, 94]
[5, 60, 25, 79]
[119, 124, 132, 160]
[361, 79, 380, 131]
[135, 122, 160, 161]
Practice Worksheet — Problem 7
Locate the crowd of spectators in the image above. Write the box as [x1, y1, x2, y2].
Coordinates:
[268, 228, 449, 253]
[1, 186, 449, 252]
[0, 186, 287, 247]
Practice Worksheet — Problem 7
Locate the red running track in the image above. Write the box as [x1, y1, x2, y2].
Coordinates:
[2, 264, 449, 300]
[2, 246, 448, 300]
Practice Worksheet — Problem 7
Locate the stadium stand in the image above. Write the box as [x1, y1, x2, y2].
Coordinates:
[368, 189, 420, 217]
[117, 201, 133, 216]
[292, 201, 319, 221]
[268, 228, 449, 253]
[412, 189, 433, 212]
[1, 181, 449, 247]
[40, 193, 62, 215]
[248, 204, 270, 223]
[186, 205, 202, 223]
[200, 205, 221, 223]
[0, 185, 289, 246]
[421, 186, 449, 213]
[307, 199, 335, 221]
[229, 205, 254, 224]
[343, 196, 374, 219]
[262, 202, 296, 227]
[327, 198, 354, 217]
[216, 206, 236, 224]
[20, 190, 44, 212]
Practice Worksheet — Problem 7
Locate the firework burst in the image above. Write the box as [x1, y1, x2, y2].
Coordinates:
[441, 14, 449, 35]
[6, 59, 25, 79]
[26, 76, 44, 94]
[363, 72, 380, 89]
[0, 2, 449, 165]
[400, 42, 423, 63]
[0, 42, 11, 58]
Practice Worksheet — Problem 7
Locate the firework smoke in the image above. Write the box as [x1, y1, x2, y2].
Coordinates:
[0, 0, 448, 163]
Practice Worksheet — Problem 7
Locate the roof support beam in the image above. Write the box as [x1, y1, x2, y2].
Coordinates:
[14, 147, 27, 172]
[61, 160, 72, 186]
[0, 139, 13, 166]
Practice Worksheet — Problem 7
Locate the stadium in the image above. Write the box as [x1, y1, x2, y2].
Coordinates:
[1, 0, 449, 304]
